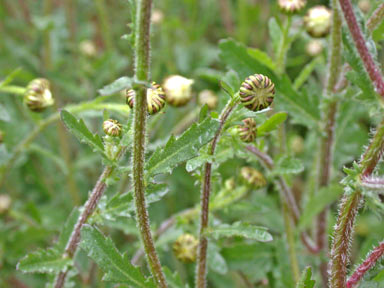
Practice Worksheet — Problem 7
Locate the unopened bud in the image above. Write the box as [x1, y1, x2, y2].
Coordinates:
[163, 75, 194, 107]
[240, 167, 267, 188]
[198, 90, 218, 109]
[24, 78, 54, 112]
[103, 119, 122, 137]
[306, 40, 324, 57]
[238, 118, 257, 143]
[0, 194, 11, 214]
[278, 0, 306, 14]
[126, 82, 166, 115]
[304, 6, 332, 38]
[173, 234, 198, 263]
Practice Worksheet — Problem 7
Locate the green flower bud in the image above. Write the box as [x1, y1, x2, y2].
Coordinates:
[290, 135, 304, 154]
[0, 194, 11, 214]
[126, 82, 166, 115]
[173, 233, 198, 263]
[163, 75, 194, 107]
[239, 74, 275, 112]
[238, 118, 257, 143]
[240, 167, 267, 188]
[304, 6, 332, 38]
[103, 119, 122, 137]
[198, 90, 218, 109]
[278, 0, 306, 14]
[224, 177, 235, 190]
[24, 78, 54, 112]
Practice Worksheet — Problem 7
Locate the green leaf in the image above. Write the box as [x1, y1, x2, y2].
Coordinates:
[274, 156, 304, 175]
[17, 248, 72, 274]
[205, 222, 273, 242]
[257, 112, 288, 136]
[80, 225, 156, 287]
[0, 67, 22, 87]
[98, 76, 133, 96]
[163, 267, 185, 288]
[268, 18, 282, 56]
[299, 184, 344, 230]
[293, 56, 323, 90]
[296, 267, 316, 288]
[145, 117, 220, 178]
[0, 104, 11, 122]
[61, 110, 104, 154]
[208, 244, 228, 275]
[247, 48, 276, 71]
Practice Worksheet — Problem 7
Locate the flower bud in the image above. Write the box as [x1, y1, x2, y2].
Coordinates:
[306, 40, 324, 57]
[278, 0, 306, 14]
[304, 6, 332, 38]
[126, 82, 166, 115]
[240, 167, 267, 188]
[239, 74, 275, 112]
[290, 135, 304, 154]
[224, 177, 235, 190]
[24, 78, 54, 112]
[173, 234, 198, 263]
[237, 118, 257, 143]
[0, 194, 11, 214]
[358, 0, 371, 14]
[198, 90, 218, 109]
[103, 119, 122, 137]
[151, 9, 164, 24]
[163, 75, 194, 107]
[79, 40, 97, 57]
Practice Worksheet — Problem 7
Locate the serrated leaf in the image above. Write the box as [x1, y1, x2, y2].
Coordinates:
[80, 225, 156, 287]
[247, 48, 276, 71]
[257, 112, 287, 136]
[145, 117, 220, 178]
[274, 155, 304, 175]
[205, 222, 273, 242]
[299, 185, 344, 230]
[17, 249, 72, 274]
[98, 76, 133, 96]
[61, 110, 104, 154]
[296, 267, 315, 288]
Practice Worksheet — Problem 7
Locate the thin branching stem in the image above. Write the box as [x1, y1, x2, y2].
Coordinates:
[339, 0, 384, 98]
[367, 3, 384, 33]
[196, 98, 238, 288]
[346, 241, 384, 288]
[132, 0, 167, 286]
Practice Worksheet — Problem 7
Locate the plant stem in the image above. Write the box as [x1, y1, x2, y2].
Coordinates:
[339, 0, 384, 98]
[330, 120, 384, 287]
[132, 1, 167, 287]
[367, 3, 384, 33]
[346, 241, 384, 288]
[196, 98, 237, 288]
[54, 149, 125, 288]
[276, 15, 292, 75]
[0, 85, 26, 95]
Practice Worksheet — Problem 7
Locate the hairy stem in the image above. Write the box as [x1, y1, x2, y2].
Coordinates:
[367, 3, 384, 33]
[196, 98, 237, 288]
[132, 0, 167, 286]
[54, 151, 125, 288]
[346, 241, 384, 288]
[339, 0, 384, 98]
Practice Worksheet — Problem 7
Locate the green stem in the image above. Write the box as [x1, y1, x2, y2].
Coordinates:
[0, 85, 26, 95]
[276, 15, 292, 75]
[196, 97, 238, 288]
[132, 1, 167, 287]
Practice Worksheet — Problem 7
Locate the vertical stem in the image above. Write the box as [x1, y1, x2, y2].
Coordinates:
[276, 15, 292, 75]
[346, 241, 384, 288]
[132, 1, 167, 287]
[196, 99, 237, 288]
[339, 0, 384, 98]
[367, 3, 384, 33]
[95, 0, 113, 52]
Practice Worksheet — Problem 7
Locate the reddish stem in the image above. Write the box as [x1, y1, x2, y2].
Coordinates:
[339, 0, 384, 98]
[346, 242, 384, 288]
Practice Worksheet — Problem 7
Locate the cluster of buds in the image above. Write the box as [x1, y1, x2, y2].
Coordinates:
[126, 82, 166, 115]
[239, 74, 275, 112]
[24, 78, 54, 112]
[304, 6, 332, 38]
[163, 75, 194, 107]
[198, 90, 218, 110]
[103, 119, 122, 137]
[278, 0, 306, 14]
[0, 194, 11, 214]
[172, 233, 199, 263]
[238, 118, 257, 143]
[241, 167, 267, 188]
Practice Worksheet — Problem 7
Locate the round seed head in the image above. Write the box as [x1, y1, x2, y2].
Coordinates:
[239, 74, 275, 112]
[126, 82, 166, 115]
[278, 0, 306, 14]
[198, 90, 218, 109]
[304, 6, 332, 38]
[238, 118, 257, 143]
[103, 119, 122, 137]
[24, 78, 54, 112]
[0, 194, 11, 214]
[173, 234, 198, 263]
[240, 167, 267, 188]
[163, 75, 194, 107]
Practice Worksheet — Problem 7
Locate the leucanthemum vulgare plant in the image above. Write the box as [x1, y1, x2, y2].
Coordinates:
[0, 0, 383, 288]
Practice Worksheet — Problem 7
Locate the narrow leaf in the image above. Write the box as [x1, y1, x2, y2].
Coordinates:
[205, 222, 273, 242]
[80, 225, 156, 287]
[145, 117, 220, 178]
[98, 76, 133, 96]
[61, 110, 104, 154]
[257, 112, 288, 136]
[296, 267, 316, 288]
